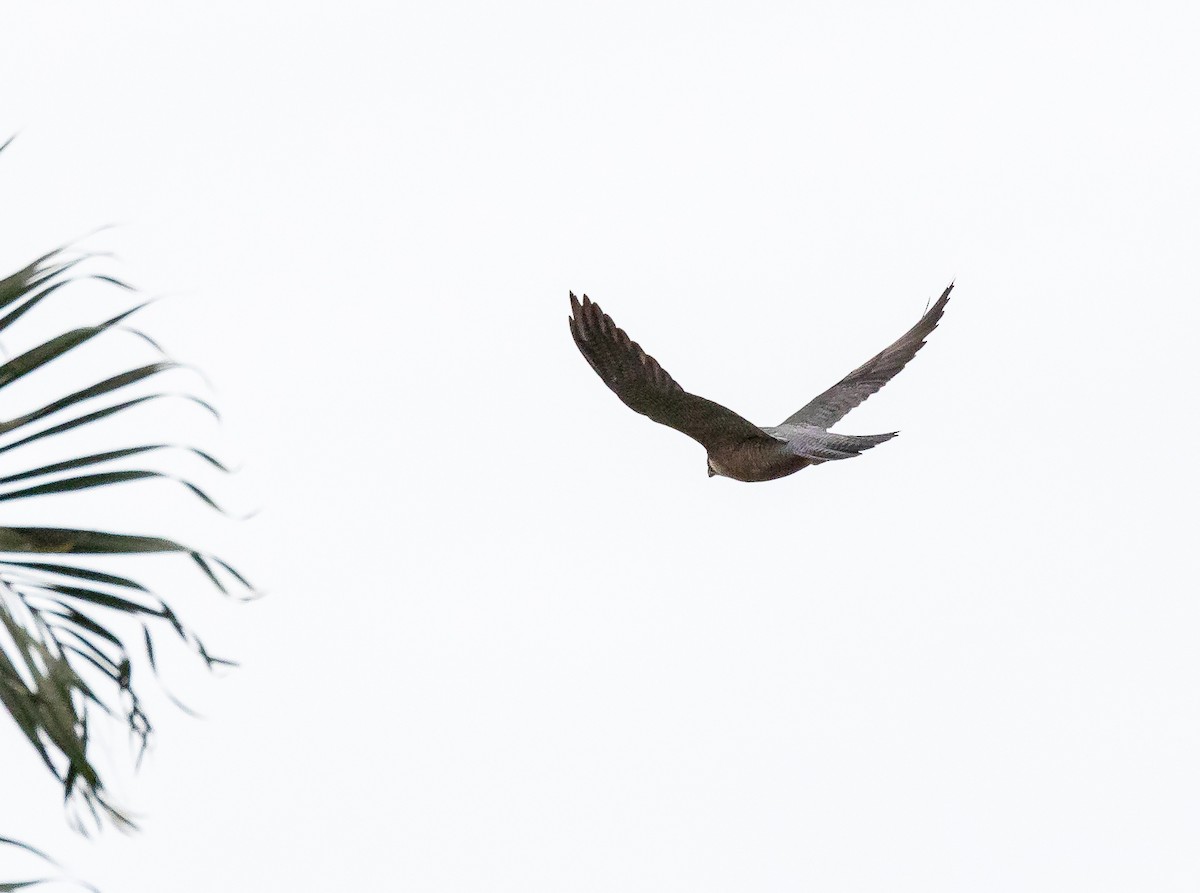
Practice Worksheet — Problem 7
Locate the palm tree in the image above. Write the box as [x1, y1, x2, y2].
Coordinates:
[0, 141, 250, 888]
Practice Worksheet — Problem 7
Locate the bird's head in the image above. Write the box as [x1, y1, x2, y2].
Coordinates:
[707, 460, 717, 478]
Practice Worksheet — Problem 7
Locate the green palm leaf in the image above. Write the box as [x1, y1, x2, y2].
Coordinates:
[1, 203, 250, 885]
[0, 836, 98, 892]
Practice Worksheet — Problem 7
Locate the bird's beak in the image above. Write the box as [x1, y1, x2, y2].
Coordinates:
[707, 466, 716, 478]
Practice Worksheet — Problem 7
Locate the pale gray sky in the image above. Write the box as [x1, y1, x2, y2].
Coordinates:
[2, 2, 1199, 891]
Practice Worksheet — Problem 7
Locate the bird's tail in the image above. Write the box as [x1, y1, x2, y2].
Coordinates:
[763, 424, 898, 462]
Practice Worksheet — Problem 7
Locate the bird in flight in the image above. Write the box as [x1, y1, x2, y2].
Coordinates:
[568, 284, 954, 482]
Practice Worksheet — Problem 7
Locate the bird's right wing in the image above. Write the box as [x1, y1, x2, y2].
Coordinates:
[782, 283, 954, 428]
[569, 293, 772, 453]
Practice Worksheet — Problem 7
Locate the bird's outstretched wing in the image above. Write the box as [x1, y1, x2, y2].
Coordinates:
[569, 293, 772, 452]
[782, 283, 954, 428]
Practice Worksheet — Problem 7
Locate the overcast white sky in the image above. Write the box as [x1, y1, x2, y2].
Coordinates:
[2, 2, 1199, 891]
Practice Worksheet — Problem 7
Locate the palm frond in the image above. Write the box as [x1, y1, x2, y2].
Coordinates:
[0, 246, 251, 839]
[0, 835, 100, 891]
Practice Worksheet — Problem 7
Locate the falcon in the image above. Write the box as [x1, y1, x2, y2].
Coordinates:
[568, 284, 953, 482]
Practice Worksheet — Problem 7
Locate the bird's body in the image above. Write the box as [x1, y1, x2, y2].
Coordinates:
[706, 437, 812, 483]
[568, 284, 954, 483]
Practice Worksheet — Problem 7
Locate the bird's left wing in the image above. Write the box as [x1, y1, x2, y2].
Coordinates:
[569, 293, 772, 453]
[781, 283, 954, 428]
